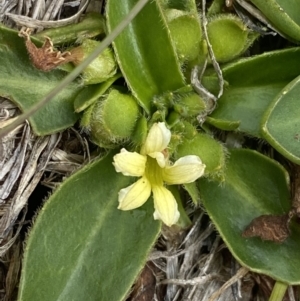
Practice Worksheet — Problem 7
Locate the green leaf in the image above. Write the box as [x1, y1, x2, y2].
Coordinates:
[199, 149, 300, 284]
[74, 73, 121, 113]
[106, 0, 185, 113]
[183, 182, 200, 204]
[250, 0, 300, 42]
[34, 12, 106, 45]
[208, 0, 227, 16]
[205, 116, 240, 131]
[269, 282, 288, 301]
[18, 152, 161, 301]
[168, 185, 192, 228]
[262, 75, 300, 164]
[209, 48, 300, 137]
[161, 0, 197, 11]
[0, 25, 81, 136]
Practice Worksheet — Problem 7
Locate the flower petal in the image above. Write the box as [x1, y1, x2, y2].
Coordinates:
[148, 151, 167, 168]
[118, 177, 151, 210]
[163, 155, 206, 184]
[113, 148, 147, 176]
[152, 185, 180, 226]
[142, 122, 171, 155]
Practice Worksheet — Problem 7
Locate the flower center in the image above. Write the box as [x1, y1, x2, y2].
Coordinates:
[145, 157, 164, 186]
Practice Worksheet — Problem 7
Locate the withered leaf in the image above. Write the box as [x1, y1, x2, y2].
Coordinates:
[291, 165, 300, 216]
[242, 214, 290, 243]
[19, 28, 75, 71]
[131, 262, 157, 301]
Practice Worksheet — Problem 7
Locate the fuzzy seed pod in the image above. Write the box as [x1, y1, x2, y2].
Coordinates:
[173, 92, 206, 117]
[166, 10, 203, 63]
[207, 14, 257, 63]
[83, 88, 140, 148]
[71, 39, 117, 85]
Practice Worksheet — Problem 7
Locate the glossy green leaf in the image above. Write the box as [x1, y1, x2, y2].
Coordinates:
[0, 25, 81, 135]
[18, 152, 161, 301]
[106, 0, 185, 113]
[199, 149, 300, 284]
[262, 75, 300, 164]
[209, 48, 300, 137]
[250, 0, 300, 42]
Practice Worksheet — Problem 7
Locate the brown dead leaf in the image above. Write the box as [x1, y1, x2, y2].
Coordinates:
[19, 28, 76, 71]
[130, 262, 157, 301]
[242, 214, 290, 243]
[291, 165, 300, 216]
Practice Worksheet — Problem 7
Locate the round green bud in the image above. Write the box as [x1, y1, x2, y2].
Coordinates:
[175, 133, 226, 175]
[166, 11, 202, 62]
[169, 121, 197, 151]
[180, 121, 198, 140]
[207, 15, 250, 63]
[174, 92, 206, 117]
[71, 39, 117, 85]
[88, 89, 140, 148]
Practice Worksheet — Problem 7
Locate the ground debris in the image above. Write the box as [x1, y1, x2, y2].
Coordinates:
[130, 262, 160, 301]
[291, 164, 300, 217]
[144, 212, 256, 301]
[1, 0, 92, 30]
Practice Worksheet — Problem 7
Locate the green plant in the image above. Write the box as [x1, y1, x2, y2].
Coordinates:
[1, 0, 300, 300]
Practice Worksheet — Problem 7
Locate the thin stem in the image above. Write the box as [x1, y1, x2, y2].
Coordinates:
[269, 281, 288, 301]
[201, 0, 224, 99]
[0, 0, 150, 138]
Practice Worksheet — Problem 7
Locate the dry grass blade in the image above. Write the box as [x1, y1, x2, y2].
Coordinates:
[5, 0, 90, 29]
[146, 211, 253, 301]
[0, 123, 30, 200]
[0, 133, 61, 243]
[4, 239, 22, 301]
[207, 267, 249, 301]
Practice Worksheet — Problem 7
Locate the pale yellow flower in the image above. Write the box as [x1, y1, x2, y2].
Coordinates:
[113, 122, 206, 226]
